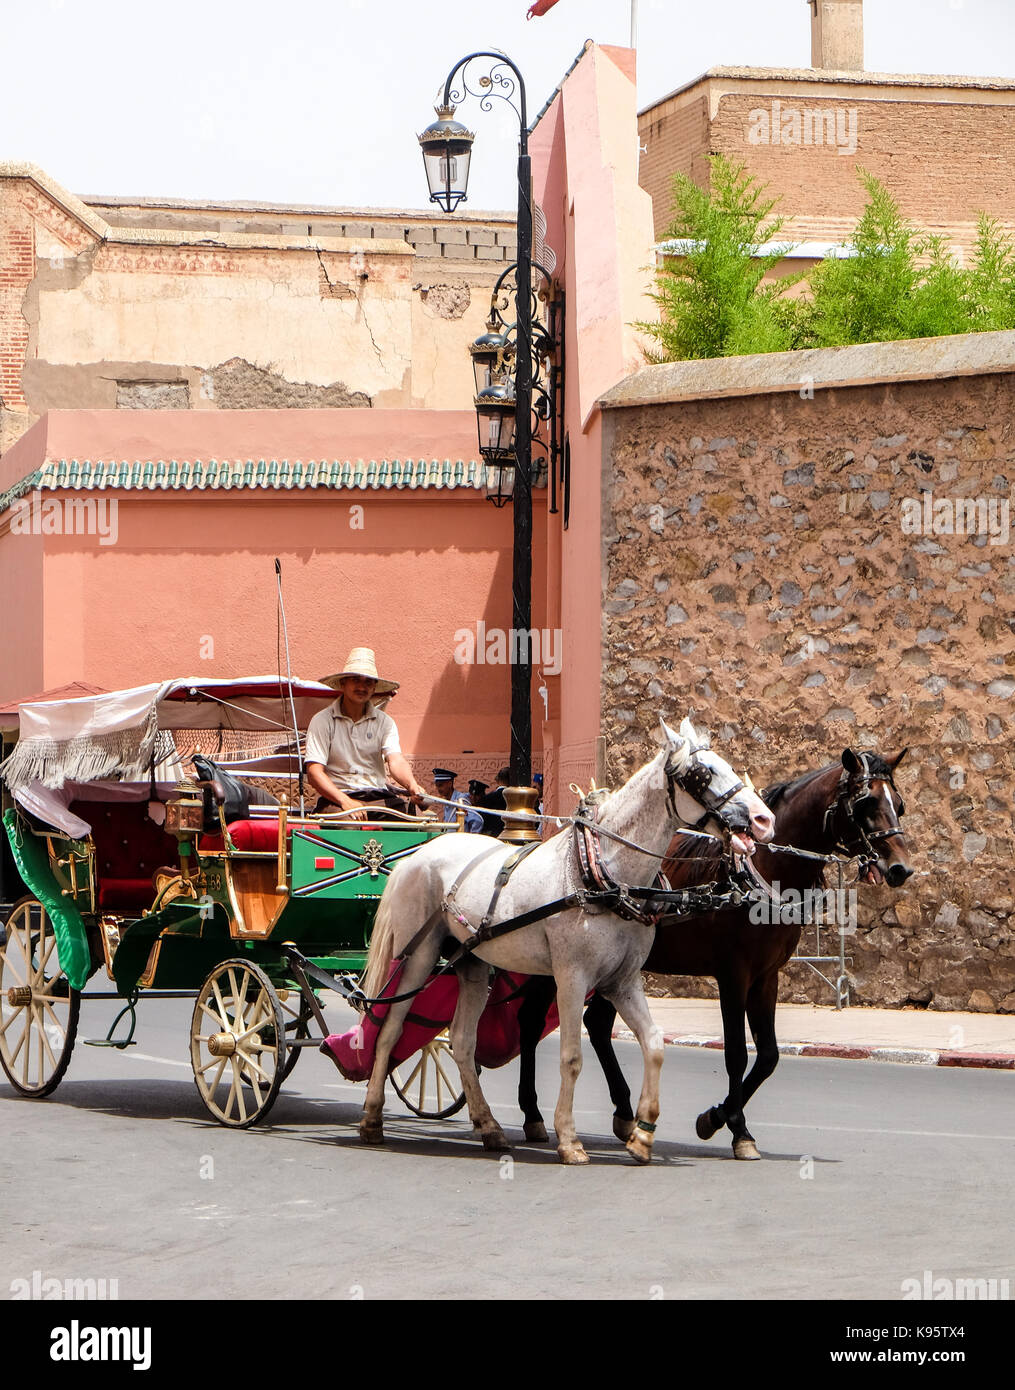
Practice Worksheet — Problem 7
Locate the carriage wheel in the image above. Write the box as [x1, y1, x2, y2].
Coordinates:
[239, 988, 309, 1087]
[390, 1031, 467, 1118]
[277, 989, 313, 1082]
[0, 898, 80, 1097]
[190, 959, 287, 1128]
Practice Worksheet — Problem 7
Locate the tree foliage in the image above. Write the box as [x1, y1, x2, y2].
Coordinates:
[642, 163, 1015, 360]
[636, 156, 800, 360]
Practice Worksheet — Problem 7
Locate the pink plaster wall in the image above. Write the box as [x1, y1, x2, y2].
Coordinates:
[0, 409, 547, 768]
[1, 409, 479, 492]
[529, 44, 658, 810]
[0, 524, 44, 696]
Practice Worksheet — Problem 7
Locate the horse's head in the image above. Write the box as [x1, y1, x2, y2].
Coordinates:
[832, 748, 914, 887]
[659, 716, 775, 855]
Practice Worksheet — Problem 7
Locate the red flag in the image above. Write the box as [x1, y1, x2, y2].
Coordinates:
[527, 0, 561, 17]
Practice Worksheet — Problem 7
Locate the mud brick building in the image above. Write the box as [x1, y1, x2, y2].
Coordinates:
[638, 0, 1015, 263]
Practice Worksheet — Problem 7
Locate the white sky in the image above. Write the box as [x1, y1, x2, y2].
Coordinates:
[1, 0, 1012, 213]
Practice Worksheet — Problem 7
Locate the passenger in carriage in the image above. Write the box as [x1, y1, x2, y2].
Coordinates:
[305, 648, 428, 821]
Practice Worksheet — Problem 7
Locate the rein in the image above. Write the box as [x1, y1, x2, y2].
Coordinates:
[349, 757, 901, 1013]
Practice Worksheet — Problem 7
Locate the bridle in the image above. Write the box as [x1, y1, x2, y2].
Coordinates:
[665, 746, 747, 834]
[822, 753, 906, 863]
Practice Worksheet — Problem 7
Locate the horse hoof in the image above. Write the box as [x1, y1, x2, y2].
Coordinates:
[558, 1144, 590, 1165]
[524, 1120, 549, 1143]
[613, 1116, 636, 1142]
[696, 1109, 719, 1141]
[359, 1123, 384, 1145]
[733, 1138, 761, 1161]
[626, 1133, 653, 1165]
[482, 1128, 511, 1152]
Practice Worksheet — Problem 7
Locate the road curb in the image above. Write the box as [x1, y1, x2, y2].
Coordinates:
[613, 1028, 1015, 1070]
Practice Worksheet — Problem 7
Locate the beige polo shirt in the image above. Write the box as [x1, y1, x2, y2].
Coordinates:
[304, 700, 401, 790]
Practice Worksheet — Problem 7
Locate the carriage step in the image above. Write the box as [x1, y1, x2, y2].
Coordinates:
[83, 996, 139, 1050]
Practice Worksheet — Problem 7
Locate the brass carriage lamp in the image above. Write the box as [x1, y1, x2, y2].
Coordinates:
[418, 104, 476, 213]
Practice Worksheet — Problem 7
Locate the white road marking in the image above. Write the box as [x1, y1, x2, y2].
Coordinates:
[120, 1051, 191, 1069]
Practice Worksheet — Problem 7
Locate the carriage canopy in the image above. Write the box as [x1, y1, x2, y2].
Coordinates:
[0, 675, 337, 833]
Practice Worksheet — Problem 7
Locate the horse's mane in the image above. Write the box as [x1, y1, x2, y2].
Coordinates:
[761, 753, 897, 808]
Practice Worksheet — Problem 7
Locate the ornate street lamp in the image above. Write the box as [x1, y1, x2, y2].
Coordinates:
[474, 380, 516, 456]
[418, 105, 475, 214]
[418, 51, 537, 790]
[483, 459, 516, 509]
[469, 316, 513, 396]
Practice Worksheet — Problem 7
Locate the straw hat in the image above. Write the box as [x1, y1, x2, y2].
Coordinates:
[320, 647, 399, 696]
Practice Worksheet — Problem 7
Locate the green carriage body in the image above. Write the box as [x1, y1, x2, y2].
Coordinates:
[3, 806, 451, 995]
[0, 675, 473, 1120]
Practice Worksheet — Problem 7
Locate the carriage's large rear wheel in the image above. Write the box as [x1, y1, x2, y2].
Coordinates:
[190, 959, 286, 1128]
[277, 989, 313, 1082]
[0, 898, 80, 1097]
[390, 1031, 467, 1118]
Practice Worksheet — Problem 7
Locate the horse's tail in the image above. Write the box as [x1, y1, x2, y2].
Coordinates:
[361, 889, 397, 1004]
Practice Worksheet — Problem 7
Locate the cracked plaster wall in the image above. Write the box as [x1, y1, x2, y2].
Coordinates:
[2, 172, 517, 444]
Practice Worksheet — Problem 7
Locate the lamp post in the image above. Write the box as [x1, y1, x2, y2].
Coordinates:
[419, 52, 535, 789]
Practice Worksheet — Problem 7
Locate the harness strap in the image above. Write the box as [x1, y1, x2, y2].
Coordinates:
[478, 840, 544, 932]
[351, 841, 539, 1012]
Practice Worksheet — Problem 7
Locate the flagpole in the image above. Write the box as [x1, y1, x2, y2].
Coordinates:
[630, 0, 637, 48]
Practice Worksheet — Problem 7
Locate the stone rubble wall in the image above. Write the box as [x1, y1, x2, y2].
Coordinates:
[600, 355, 1015, 1011]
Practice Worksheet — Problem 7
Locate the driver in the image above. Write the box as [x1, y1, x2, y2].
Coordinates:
[305, 648, 428, 821]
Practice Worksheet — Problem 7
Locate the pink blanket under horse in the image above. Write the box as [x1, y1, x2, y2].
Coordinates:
[322, 966, 560, 1082]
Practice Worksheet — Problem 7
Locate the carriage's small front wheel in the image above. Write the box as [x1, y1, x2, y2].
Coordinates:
[390, 1032, 467, 1118]
[190, 959, 286, 1128]
[0, 898, 80, 1097]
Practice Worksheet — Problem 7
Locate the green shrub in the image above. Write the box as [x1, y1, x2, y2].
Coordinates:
[640, 162, 1015, 359]
[804, 171, 970, 346]
[636, 155, 800, 360]
[965, 214, 1015, 332]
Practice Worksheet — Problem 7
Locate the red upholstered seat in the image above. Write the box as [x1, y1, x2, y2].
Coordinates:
[226, 819, 289, 852]
[197, 820, 291, 853]
[69, 800, 179, 914]
[99, 880, 161, 910]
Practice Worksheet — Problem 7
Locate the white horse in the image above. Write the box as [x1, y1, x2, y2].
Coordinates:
[359, 717, 775, 1165]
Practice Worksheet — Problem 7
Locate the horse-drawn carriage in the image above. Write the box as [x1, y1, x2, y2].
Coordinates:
[4, 675, 906, 1164]
[0, 676, 485, 1127]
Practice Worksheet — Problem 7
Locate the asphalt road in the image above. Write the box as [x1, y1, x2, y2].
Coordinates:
[2, 993, 1014, 1304]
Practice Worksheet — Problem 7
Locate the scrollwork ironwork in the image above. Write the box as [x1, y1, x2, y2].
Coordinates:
[444, 53, 525, 128]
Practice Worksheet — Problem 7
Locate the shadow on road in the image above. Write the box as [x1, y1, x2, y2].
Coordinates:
[1, 1079, 839, 1170]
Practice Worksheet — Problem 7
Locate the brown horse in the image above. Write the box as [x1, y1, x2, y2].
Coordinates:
[515, 748, 914, 1158]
